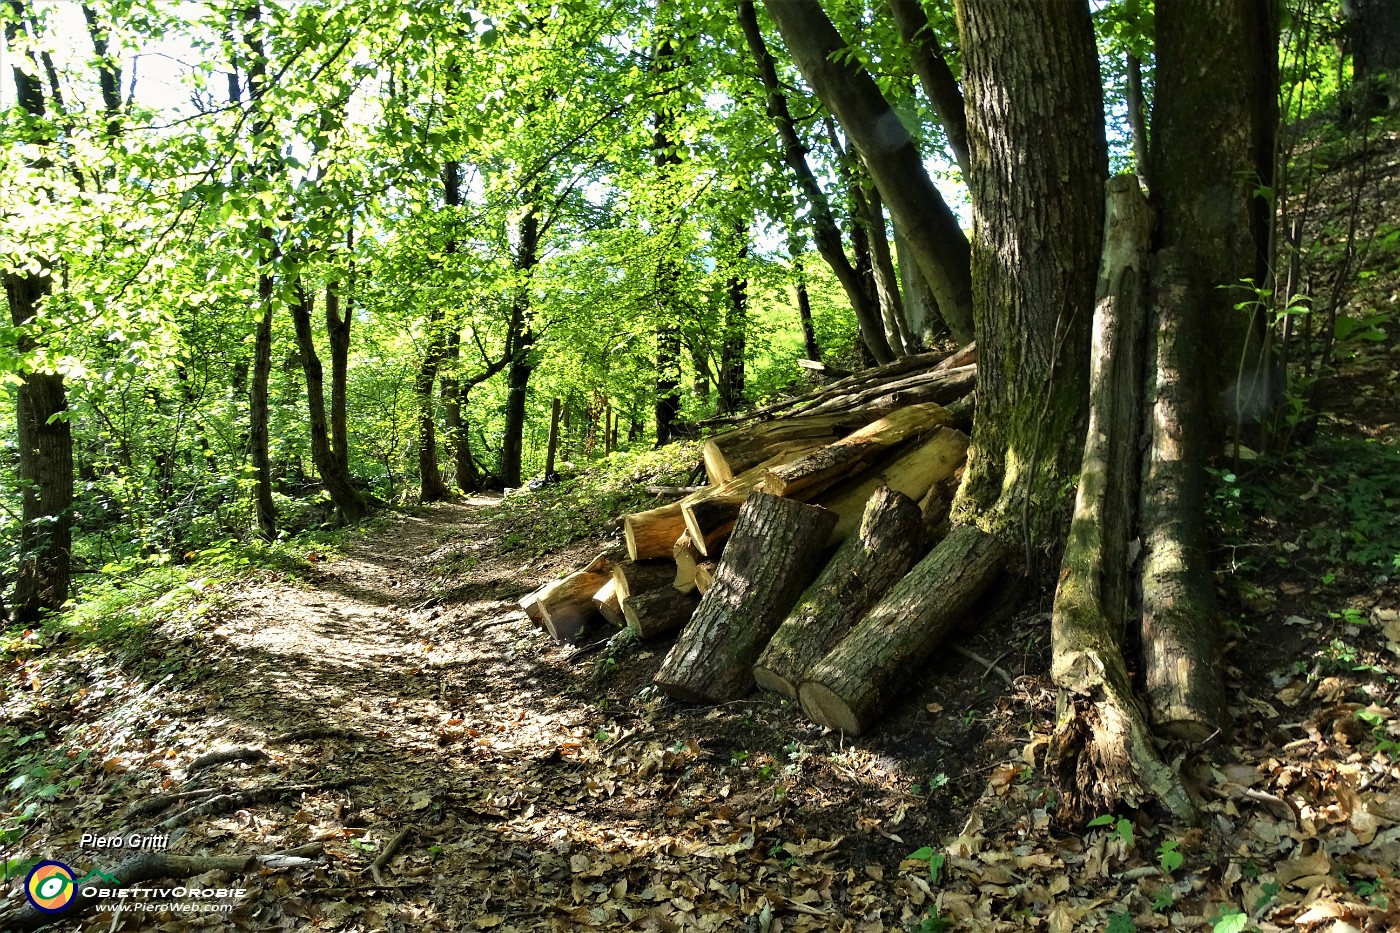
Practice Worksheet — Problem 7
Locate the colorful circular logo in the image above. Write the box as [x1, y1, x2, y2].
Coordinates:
[25, 860, 76, 913]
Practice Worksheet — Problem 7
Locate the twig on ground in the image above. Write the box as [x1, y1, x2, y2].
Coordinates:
[369, 825, 415, 885]
[950, 645, 1015, 686]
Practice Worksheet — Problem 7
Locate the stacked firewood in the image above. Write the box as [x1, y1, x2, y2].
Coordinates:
[519, 344, 977, 733]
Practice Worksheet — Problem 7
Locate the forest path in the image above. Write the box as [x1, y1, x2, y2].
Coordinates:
[174, 498, 620, 930]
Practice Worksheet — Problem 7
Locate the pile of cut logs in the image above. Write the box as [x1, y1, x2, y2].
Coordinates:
[519, 344, 979, 734]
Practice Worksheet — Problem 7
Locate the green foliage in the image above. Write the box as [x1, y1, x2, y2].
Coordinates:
[1157, 838, 1184, 874]
[478, 442, 700, 558]
[1210, 905, 1250, 933]
[1106, 910, 1137, 933]
[1088, 813, 1136, 849]
[907, 846, 946, 886]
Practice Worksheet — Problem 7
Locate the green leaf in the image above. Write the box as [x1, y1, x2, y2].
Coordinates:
[1211, 907, 1249, 933]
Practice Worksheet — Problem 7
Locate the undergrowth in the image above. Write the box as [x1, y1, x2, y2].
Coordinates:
[479, 441, 702, 558]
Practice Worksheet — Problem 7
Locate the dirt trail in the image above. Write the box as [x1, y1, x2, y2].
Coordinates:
[11, 498, 1030, 932]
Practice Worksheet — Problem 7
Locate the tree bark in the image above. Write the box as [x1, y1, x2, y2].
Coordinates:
[764, 0, 974, 343]
[736, 0, 893, 363]
[290, 284, 369, 522]
[624, 586, 700, 638]
[887, 0, 970, 178]
[4, 10, 71, 623]
[500, 207, 540, 487]
[754, 487, 923, 699]
[702, 411, 868, 484]
[1152, 0, 1277, 440]
[544, 398, 562, 477]
[1139, 249, 1226, 743]
[326, 232, 353, 474]
[1348, 0, 1400, 118]
[244, 3, 277, 541]
[799, 524, 1008, 734]
[1049, 178, 1196, 823]
[791, 252, 822, 362]
[654, 491, 838, 702]
[949, 0, 1106, 579]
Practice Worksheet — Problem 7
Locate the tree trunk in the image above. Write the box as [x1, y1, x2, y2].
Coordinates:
[887, 0, 970, 179]
[1152, 0, 1277, 441]
[544, 398, 562, 477]
[764, 0, 974, 343]
[654, 491, 838, 703]
[325, 240, 353, 474]
[500, 207, 540, 488]
[895, 228, 949, 344]
[793, 256, 822, 362]
[1049, 178, 1197, 823]
[415, 308, 451, 502]
[291, 285, 370, 523]
[737, 0, 894, 364]
[702, 411, 868, 484]
[1348, 0, 1400, 118]
[1139, 249, 1226, 743]
[949, 0, 1106, 579]
[1125, 53, 1150, 188]
[754, 487, 923, 699]
[6, 276, 72, 623]
[4, 14, 72, 623]
[717, 227, 748, 413]
[799, 524, 1008, 734]
[861, 186, 916, 354]
[250, 275, 277, 540]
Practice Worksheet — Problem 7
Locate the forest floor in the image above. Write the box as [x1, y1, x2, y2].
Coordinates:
[4, 367, 1400, 933]
[4, 131, 1400, 933]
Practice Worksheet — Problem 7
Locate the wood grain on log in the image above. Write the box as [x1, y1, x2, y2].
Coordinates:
[624, 586, 700, 638]
[702, 416, 865, 484]
[624, 443, 823, 559]
[694, 561, 716, 595]
[764, 403, 953, 499]
[592, 578, 624, 627]
[754, 487, 924, 698]
[673, 532, 703, 593]
[799, 524, 1009, 734]
[682, 496, 744, 556]
[654, 491, 838, 703]
[814, 426, 968, 545]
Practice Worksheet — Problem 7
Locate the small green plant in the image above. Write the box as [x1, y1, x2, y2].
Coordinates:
[1088, 813, 1135, 848]
[1106, 910, 1137, 933]
[1152, 888, 1175, 912]
[1253, 880, 1280, 912]
[1157, 839, 1184, 874]
[1210, 905, 1249, 933]
[913, 907, 951, 933]
[907, 846, 945, 885]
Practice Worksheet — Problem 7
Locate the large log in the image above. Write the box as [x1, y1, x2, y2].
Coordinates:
[702, 414, 870, 484]
[803, 363, 976, 419]
[672, 533, 703, 593]
[654, 491, 839, 703]
[535, 567, 612, 644]
[682, 496, 743, 556]
[814, 426, 968, 546]
[697, 344, 969, 428]
[519, 550, 615, 637]
[764, 403, 953, 499]
[1051, 177, 1196, 822]
[798, 524, 1010, 734]
[624, 587, 700, 638]
[1140, 244, 1226, 742]
[592, 578, 624, 627]
[623, 442, 823, 559]
[753, 487, 924, 699]
[612, 559, 675, 607]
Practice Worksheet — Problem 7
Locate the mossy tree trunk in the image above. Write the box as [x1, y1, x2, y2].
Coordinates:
[950, 0, 1106, 576]
[1152, 1, 1278, 440]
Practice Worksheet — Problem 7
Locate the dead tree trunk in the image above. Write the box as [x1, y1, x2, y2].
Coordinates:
[1049, 178, 1197, 823]
[799, 524, 1008, 734]
[754, 487, 923, 699]
[654, 492, 838, 702]
[1139, 249, 1226, 743]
